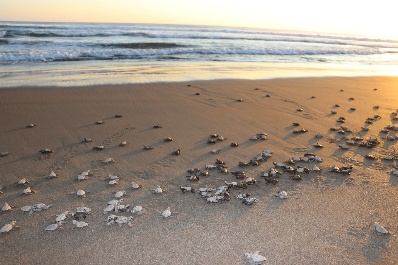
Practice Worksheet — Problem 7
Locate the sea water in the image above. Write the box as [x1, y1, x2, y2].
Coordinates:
[1, 22, 398, 87]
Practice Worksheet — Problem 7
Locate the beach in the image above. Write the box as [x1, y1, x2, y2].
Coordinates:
[0, 76, 397, 264]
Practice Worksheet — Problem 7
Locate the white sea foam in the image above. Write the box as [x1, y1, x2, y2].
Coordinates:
[1, 22, 398, 87]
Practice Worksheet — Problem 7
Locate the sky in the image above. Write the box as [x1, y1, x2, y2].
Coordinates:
[1, 0, 398, 39]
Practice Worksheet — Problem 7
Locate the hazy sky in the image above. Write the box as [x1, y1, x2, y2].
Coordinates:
[1, 0, 397, 39]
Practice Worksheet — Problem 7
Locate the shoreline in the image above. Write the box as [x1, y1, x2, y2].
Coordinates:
[1, 74, 398, 91]
[1, 76, 397, 264]
[1, 60, 398, 88]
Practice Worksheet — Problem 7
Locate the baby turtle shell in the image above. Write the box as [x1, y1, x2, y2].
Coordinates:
[173, 149, 181, 156]
[162, 207, 171, 218]
[115, 190, 126, 199]
[108, 180, 118, 185]
[17, 178, 29, 185]
[313, 143, 324, 148]
[56, 211, 70, 222]
[245, 251, 267, 265]
[103, 158, 115, 164]
[374, 222, 389, 234]
[40, 149, 53, 154]
[2, 202, 12, 212]
[131, 206, 144, 214]
[276, 191, 288, 199]
[46, 171, 57, 179]
[154, 185, 163, 194]
[211, 148, 221, 154]
[96, 121, 104, 124]
[0, 221, 17, 233]
[0, 152, 9, 157]
[76, 189, 86, 197]
[21, 206, 32, 212]
[93, 145, 105, 150]
[45, 222, 62, 231]
[22, 187, 35, 195]
[143, 145, 154, 150]
[72, 220, 89, 228]
[131, 182, 141, 189]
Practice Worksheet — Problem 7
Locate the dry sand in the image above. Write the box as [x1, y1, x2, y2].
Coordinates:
[0, 77, 397, 264]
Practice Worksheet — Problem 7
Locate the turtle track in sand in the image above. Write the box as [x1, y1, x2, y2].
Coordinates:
[48, 124, 135, 172]
[187, 85, 257, 108]
[261, 90, 325, 120]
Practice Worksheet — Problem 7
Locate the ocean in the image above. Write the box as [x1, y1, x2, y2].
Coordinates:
[1, 21, 398, 87]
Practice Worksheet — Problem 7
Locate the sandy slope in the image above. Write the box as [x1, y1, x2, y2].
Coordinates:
[0, 77, 397, 264]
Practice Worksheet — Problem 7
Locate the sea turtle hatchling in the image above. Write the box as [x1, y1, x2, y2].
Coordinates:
[0, 152, 9, 157]
[143, 145, 154, 150]
[93, 145, 105, 150]
[186, 175, 199, 181]
[162, 207, 172, 218]
[120, 141, 127, 147]
[153, 185, 163, 194]
[75, 207, 92, 214]
[131, 206, 144, 214]
[27, 123, 36, 128]
[103, 158, 115, 164]
[207, 139, 216, 144]
[21, 205, 33, 213]
[250, 135, 258, 141]
[109, 175, 119, 180]
[242, 197, 259, 206]
[0, 221, 18, 233]
[172, 149, 181, 156]
[32, 203, 52, 212]
[76, 189, 86, 198]
[45, 222, 63, 231]
[115, 204, 130, 213]
[211, 148, 221, 154]
[1, 202, 13, 212]
[374, 222, 389, 234]
[83, 137, 92, 142]
[312, 165, 321, 171]
[131, 182, 141, 189]
[164, 137, 173, 142]
[313, 143, 324, 148]
[276, 191, 288, 199]
[245, 251, 267, 265]
[39, 149, 53, 154]
[46, 171, 57, 179]
[55, 211, 70, 222]
[16, 178, 29, 186]
[22, 187, 36, 195]
[108, 179, 118, 185]
[72, 220, 89, 228]
[180, 186, 195, 193]
[115, 190, 126, 199]
[77, 171, 90, 181]
[104, 204, 115, 213]
[96, 121, 104, 125]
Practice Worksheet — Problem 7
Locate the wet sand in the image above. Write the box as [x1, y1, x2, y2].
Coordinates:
[0, 77, 397, 264]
